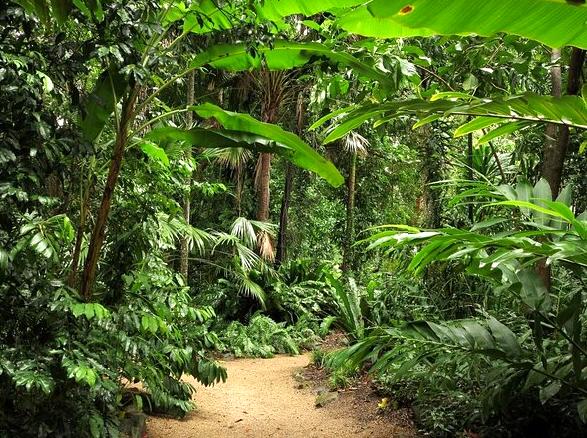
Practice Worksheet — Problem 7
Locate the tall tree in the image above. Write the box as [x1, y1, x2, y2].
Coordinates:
[341, 131, 369, 274]
[180, 71, 195, 280]
[253, 69, 292, 261]
[81, 85, 139, 300]
[541, 47, 585, 197]
[275, 93, 304, 265]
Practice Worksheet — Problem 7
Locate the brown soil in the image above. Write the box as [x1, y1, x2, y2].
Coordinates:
[147, 354, 417, 438]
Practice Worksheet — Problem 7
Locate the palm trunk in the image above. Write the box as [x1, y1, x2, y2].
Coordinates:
[80, 86, 139, 300]
[342, 151, 357, 274]
[255, 101, 277, 260]
[256, 152, 272, 222]
[180, 71, 195, 279]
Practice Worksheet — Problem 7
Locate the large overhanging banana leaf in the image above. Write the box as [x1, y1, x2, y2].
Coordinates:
[148, 103, 344, 187]
[337, 0, 587, 50]
[254, 0, 364, 21]
[148, 127, 286, 151]
[312, 93, 587, 145]
[190, 40, 394, 90]
[80, 67, 128, 142]
[16, 0, 105, 25]
[162, 0, 233, 34]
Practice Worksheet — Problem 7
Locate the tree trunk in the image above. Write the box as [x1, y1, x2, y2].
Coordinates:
[418, 126, 443, 229]
[541, 48, 585, 197]
[467, 130, 474, 222]
[180, 71, 195, 280]
[256, 153, 272, 222]
[80, 86, 138, 300]
[275, 162, 294, 266]
[541, 49, 563, 198]
[68, 170, 93, 288]
[275, 94, 304, 266]
[537, 48, 585, 291]
[342, 151, 357, 274]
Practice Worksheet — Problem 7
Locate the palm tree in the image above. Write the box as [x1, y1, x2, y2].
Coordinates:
[212, 147, 253, 215]
[179, 71, 195, 280]
[249, 69, 296, 261]
[340, 131, 369, 274]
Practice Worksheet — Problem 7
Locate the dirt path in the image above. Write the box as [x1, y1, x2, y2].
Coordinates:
[147, 354, 416, 438]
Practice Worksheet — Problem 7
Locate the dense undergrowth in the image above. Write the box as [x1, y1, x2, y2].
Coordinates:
[2, 1, 587, 437]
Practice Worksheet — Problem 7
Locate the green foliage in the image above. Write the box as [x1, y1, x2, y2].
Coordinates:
[219, 314, 319, 358]
[327, 183, 587, 435]
[193, 103, 344, 187]
[4, 0, 587, 436]
[313, 93, 587, 145]
[336, 0, 587, 49]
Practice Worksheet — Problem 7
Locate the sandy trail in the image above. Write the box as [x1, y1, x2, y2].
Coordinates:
[147, 354, 416, 438]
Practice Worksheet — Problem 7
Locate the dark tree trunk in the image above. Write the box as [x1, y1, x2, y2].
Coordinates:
[541, 48, 584, 197]
[275, 94, 304, 266]
[180, 71, 195, 280]
[342, 151, 357, 274]
[538, 48, 585, 291]
[68, 172, 93, 288]
[467, 130, 474, 222]
[275, 162, 294, 266]
[80, 87, 138, 300]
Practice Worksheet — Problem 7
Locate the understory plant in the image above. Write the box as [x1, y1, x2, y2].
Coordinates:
[328, 180, 587, 435]
[218, 313, 320, 358]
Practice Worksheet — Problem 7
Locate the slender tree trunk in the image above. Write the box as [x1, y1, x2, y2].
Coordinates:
[275, 162, 294, 266]
[80, 86, 139, 300]
[256, 152, 272, 222]
[255, 102, 278, 260]
[68, 171, 93, 288]
[180, 71, 195, 279]
[235, 164, 243, 216]
[467, 130, 474, 222]
[537, 48, 585, 291]
[542, 49, 563, 196]
[418, 126, 443, 228]
[342, 151, 357, 274]
[275, 95, 304, 266]
[541, 48, 585, 197]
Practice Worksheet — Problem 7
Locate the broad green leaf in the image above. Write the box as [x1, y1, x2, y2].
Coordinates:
[454, 117, 500, 137]
[412, 113, 442, 129]
[578, 399, 587, 423]
[255, 0, 364, 21]
[191, 103, 344, 187]
[140, 141, 170, 166]
[80, 67, 127, 142]
[487, 317, 523, 358]
[488, 201, 568, 222]
[16, 0, 50, 24]
[49, 0, 73, 25]
[476, 121, 531, 145]
[190, 41, 394, 90]
[182, 0, 234, 34]
[319, 94, 587, 144]
[539, 380, 562, 404]
[517, 269, 551, 312]
[533, 178, 553, 203]
[336, 0, 587, 50]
